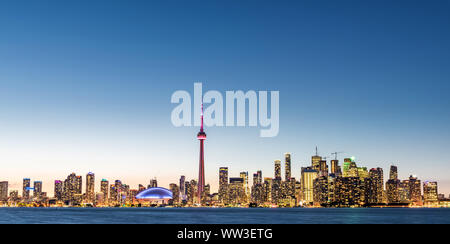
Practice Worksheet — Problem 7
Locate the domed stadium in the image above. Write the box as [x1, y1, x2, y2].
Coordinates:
[136, 187, 173, 204]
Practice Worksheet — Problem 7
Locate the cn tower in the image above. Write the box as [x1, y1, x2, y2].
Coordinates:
[197, 103, 206, 204]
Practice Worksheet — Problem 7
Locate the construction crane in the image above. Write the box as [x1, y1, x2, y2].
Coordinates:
[331, 151, 345, 160]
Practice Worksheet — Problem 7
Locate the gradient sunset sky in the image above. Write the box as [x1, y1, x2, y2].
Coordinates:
[1, 0, 450, 195]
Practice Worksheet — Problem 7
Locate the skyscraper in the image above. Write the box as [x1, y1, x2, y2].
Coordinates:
[386, 165, 400, 204]
[408, 175, 422, 205]
[149, 178, 158, 188]
[86, 172, 95, 202]
[274, 160, 282, 180]
[285, 153, 291, 181]
[368, 168, 384, 204]
[219, 167, 229, 204]
[100, 179, 109, 203]
[54, 180, 63, 200]
[389, 165, 398, 180]
[423, 181, 438, 203]
[0, 181, 8, 201]
[312, 147, 322, 172]
[301, 167, 318, 205]
[331, 159, 341, 176]
[179, 175, 186, 201]
[33, 181, 42, 198]
[240, 171, 250, 201]
[197, 103, 207, 204]
[64, 173, 82, 204]
[23, 178, 30, 200]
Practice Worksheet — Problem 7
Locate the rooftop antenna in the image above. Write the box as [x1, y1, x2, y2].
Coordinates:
[315, 146, 318, 156]
[200, 102, 204, 132]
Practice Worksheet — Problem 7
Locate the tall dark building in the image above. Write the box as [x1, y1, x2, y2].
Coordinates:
[100, 179, 109, 203]
[23, 178, 31, 200]
[274, 160, 282, 180]
[197, 104, 207, 204]
[179, 175, 186, 201]
[54, 180, 63, 200]
[369, 168, 384, 204]
[311, 147, 322, 172]
[33, 181, 42, 198]
[86, 172, 95, 202]
[219, 167, 229, 204]
[408, 175, 422, 205]
[386, 165, 400, 204]
[64, 173, 82, 204]
[331, 160, 341, 176]
[285, 153, 291, 181]
[319, 160, 328, 176]
[0, 181, 8, 201]
[389, 165, 398, 180]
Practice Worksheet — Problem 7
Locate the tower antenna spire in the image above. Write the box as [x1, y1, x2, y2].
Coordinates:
[201, 102, 204, 132]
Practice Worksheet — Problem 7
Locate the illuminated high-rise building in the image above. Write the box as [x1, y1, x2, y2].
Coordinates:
[389, 165, 398, 180]
[313, 176, 328, 206]
[86, 172, 95, 202]
[197, 103, 207, 204]
[331, 160, 341, 176]
[264, 178, 273, 203]
[312, 147, 322, 172]
[285, 153, 291, 181]
[423, 181, 438, 203]
[54, 180, 63, 200]
[240, 172, 250, 201]
[0, 181, 8, 201]
[76, 176, 82, 194]
[271, 177, 282, 205]
[256, 171, 262, 185]
[100, 179, 109, 203]
[149, 178, 158, 188]
[319, 160, 328, 176]
[63, 173, 82, 204]
[23, 178, 31, 200]
[33, 181, 42, 198]
[386, 165, 400, 204]
[228, 177, 246, 205]
[368, 168, 384, 204]
[386, 179, 400, 204]
[219, 167, 229, 204]
[179, 176, 186, 201]
[169, 183, 180, 204]
[408, 175, 422, 205]
[274, 160, 282, 180]
[301, 167, 318, 205]
[335, 177, 362, 206]
[343, 158, 353, 176]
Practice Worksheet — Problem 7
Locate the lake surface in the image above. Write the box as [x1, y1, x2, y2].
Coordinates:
[0, 208, 449, 224]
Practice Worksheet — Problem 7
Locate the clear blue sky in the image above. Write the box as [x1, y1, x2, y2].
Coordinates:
[0, 0, 449, 194]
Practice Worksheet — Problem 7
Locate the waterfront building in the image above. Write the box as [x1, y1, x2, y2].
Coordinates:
[219, 167, 229, 204]
[285, 153, 291, 181]
[423, 181, 438, 203]
[86, 172, 95, 203]
[23, 178, 31, 200]
[0, 181, 8, 201]
[301, 167, 318, 205]
[100, 179, 109, 203]
[54, 180, 63, 200]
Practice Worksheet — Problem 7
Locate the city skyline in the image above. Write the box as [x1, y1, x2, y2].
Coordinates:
[1, 149, 447, 198]
[1, 1, 450, 196]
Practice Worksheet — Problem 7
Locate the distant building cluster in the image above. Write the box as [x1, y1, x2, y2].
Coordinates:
[203, 151, 447, 208]
[0, 150, 448, 208]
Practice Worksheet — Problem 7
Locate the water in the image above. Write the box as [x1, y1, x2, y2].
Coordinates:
[0, 208, 449, 224]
